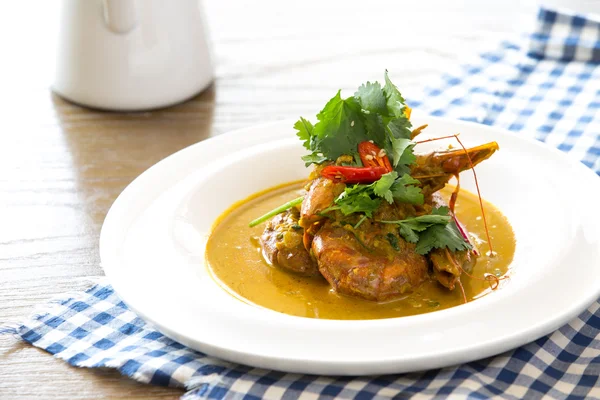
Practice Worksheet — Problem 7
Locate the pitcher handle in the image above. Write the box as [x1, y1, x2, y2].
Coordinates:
[102, 0, 137, 34]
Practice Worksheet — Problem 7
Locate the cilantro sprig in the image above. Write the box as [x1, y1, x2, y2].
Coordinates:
[295, 71, 424, 218]
[296, 71, 414, 172]
[381, 207, 473, 255]
[324, 171, 424, 217]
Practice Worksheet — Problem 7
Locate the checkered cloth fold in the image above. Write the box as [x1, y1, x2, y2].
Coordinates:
[529, 8, 600, 63]
[2, 7, 600, 400]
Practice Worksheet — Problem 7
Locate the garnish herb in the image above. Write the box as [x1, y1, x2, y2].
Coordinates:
[295, 71, 415, 174]
[248, 196, 304, 227]
[324, 189, 381, 218]
[354, 215, 368, 229]
[389, 173, 423, 204]
[381, 207, 473, 255]
[324, 171, 423, 218]
[415, 221, 472, 255]
[300, 152, 328, 167]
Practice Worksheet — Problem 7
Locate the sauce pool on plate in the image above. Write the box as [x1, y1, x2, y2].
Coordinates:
[205, 182, 516, 320]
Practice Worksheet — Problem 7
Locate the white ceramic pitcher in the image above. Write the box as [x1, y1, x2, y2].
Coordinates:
[53, 0, 213, 111]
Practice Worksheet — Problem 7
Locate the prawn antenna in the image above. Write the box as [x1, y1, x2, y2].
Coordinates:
[452, 134, 494, 255]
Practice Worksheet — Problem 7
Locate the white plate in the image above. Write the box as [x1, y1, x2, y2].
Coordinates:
[100, 115, 600, 375]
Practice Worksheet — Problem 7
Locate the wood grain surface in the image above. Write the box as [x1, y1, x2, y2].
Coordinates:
[0, 0, 536, 398]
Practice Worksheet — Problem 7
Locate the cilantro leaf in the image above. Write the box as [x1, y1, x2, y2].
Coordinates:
[399, 214, 451, 230]
[301, 152, 328, 167]
[397, 141, 417, 166]
[387, 117, 412, 140]
[296, 72, 416, 169]
[431, 206, 450, 216]
[328, 171, 423, 219]
[363, 113, 388, 147]
[332, 190, 381, 217]
[373, 172, 398, 203]
[398, 224, 419, 243]
[395, 172, 420, 186]
[383, 70, 406, 118]
[382, 73, 414, 168]
[340, 182, 370, 197]
[380, 206, 471, 255]
[294, 117, 314, 150]
[390, 173, 424, 205]
[415, 221, 472, 255]
[381, 209, 450, 235]
[355, 81, 387, 115]
[313, 92, 369, 160]
[389, 137, 414, 168]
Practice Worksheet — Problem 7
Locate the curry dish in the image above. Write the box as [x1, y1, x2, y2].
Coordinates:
[205, 72, 516, 319]
[206, 184, 515, 319]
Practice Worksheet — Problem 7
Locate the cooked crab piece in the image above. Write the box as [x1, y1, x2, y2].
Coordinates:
[260, 208, 319, 276]
[311, 218, 428, 302]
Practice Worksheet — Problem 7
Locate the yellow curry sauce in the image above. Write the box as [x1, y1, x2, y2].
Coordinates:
[206, 182, 516, 320]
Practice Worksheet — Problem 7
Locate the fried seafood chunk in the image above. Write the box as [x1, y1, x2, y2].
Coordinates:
[312, 219, 428, 302]
[260, 208, 319, 276]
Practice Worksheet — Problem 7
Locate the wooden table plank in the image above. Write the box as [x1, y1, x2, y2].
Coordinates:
[0, 0, 535, 398]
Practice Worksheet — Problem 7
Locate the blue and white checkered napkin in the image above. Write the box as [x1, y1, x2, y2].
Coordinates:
[2, 7, 600, 400]
[411, 8, 600, 174]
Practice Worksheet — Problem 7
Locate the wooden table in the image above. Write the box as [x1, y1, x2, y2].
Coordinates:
[0, 1, 535, 398]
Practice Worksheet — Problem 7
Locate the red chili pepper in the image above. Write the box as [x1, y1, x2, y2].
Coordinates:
[321, 165, 388, 184]
[358, 141, 393, 172]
